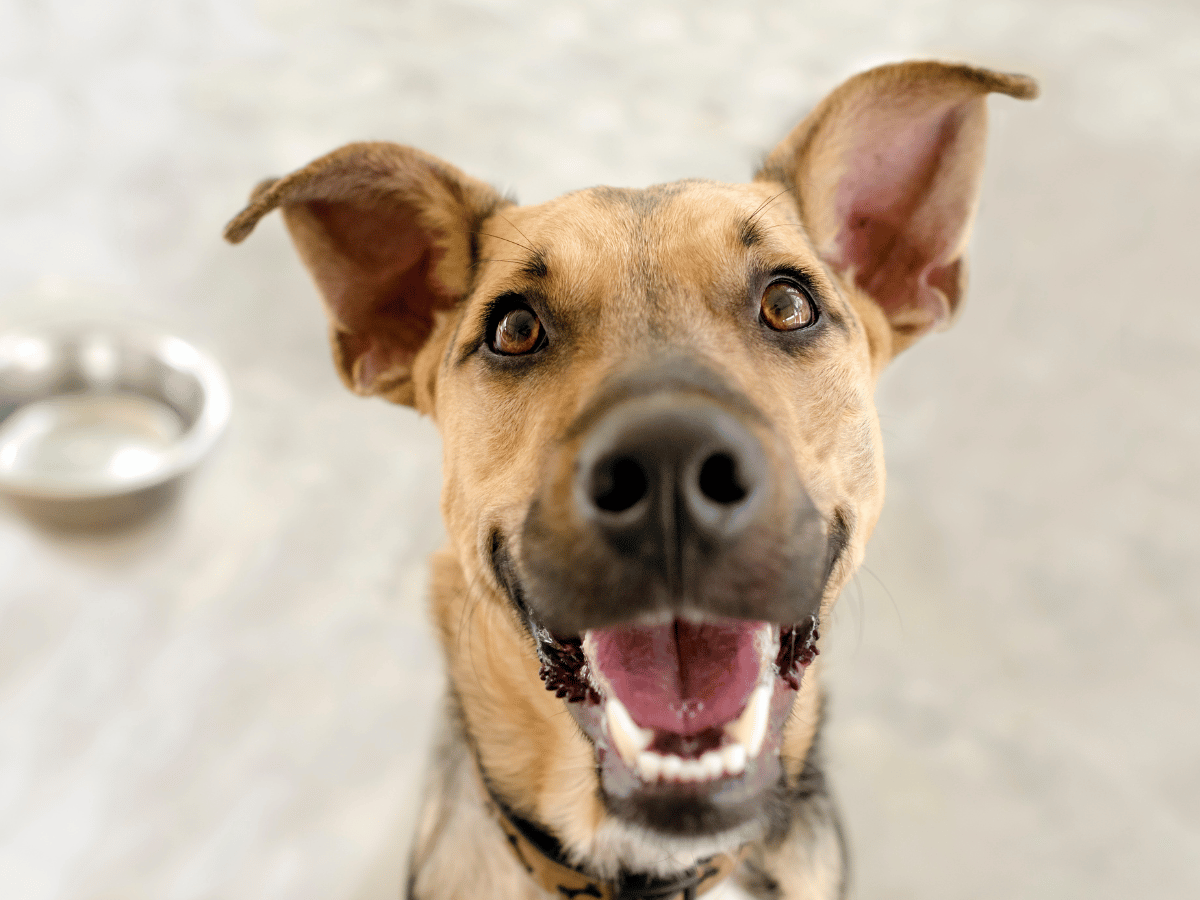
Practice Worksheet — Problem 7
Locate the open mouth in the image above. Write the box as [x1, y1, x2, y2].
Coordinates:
[533, 612, 819, 824]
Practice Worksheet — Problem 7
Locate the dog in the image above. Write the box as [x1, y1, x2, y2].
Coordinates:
[225, 60, 1036, 900]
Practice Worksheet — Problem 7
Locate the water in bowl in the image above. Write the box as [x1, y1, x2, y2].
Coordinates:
[0, 393, 184, 494]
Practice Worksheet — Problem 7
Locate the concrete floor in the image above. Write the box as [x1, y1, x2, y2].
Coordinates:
[1, 1, 1197, 898]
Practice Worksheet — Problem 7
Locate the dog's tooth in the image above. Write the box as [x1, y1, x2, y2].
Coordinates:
[660, 754, 683, 781]
[605, 698, 652, 766]
[683, 759, 707, 782]
[724, 681, 772, 759]
[745, 682, 772, 757]
[699, 750, 724, 781]
[636, 751, 663, 782]
[721, 742, 747, 775]
[755, 622, 778, 676]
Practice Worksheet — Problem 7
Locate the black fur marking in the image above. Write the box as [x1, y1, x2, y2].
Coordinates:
[468, 196, 512, 287]
[588, 182, 697, 217]
[504, 832, 536, 874]
[824, 508, 850, 583]
[490, 529, 533, 629]
[521, 249, 549, 280]
[557, 885, 603, 899]
[740, 218, 766, 248]
[615, 859, 719, 900]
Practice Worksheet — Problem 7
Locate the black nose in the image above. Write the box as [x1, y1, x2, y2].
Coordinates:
[575, 396, 768, 568]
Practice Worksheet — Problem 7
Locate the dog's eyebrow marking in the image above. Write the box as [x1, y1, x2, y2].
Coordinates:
[739, 218, 767, 248]
[520, 250, 549, 280]
[743, 186, 793, 236]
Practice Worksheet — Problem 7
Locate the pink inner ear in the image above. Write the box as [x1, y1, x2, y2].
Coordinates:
[831, 99, 972, 329]
[306, 200, 452, 392]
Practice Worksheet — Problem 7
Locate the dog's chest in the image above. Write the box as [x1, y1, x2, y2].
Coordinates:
[705, 882, 758, 900]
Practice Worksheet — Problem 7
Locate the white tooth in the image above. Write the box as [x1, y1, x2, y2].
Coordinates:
[755, 623, 778, 677]
[722, 742, 747, 775]
[636, 751, 663, 782]
[725, 681, 772, 759]
[745, 682, 772, 757]
[660, 754, 683, 781]
[700, 750, 724, 780]
[681, 759, 706, 782]
[606, 698, 652, 766]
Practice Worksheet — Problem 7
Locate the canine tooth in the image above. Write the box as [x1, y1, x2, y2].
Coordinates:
[725, 681, 772, 759]
[636, 751, 663, 782]
[605, 698, 652, 766]
[700, 750, 724, 780]
[755, 623, 778, 676]
[722, 742, 747, 775]
[660, 754, 683, 781]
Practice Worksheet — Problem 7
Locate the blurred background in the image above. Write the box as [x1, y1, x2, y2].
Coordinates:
[1, 1, 1197, 898]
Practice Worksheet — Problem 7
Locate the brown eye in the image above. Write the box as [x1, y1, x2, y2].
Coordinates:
[492, 306, 543, 355]
[760, 281, 816, 331]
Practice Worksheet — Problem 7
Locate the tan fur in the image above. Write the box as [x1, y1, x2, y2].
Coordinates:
[225, 60, 1036, 899]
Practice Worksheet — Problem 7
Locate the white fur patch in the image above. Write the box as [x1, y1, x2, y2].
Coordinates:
[582, 815, 762, 879]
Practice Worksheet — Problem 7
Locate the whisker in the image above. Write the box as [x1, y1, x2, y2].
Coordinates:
[469, 257, 525, 270]
[746, 186, 793, 229]
[468, 230, 539, 256]
[859, 563, 904, 632]
[458, 565, 491, 658]
[496, 214, 537, 256]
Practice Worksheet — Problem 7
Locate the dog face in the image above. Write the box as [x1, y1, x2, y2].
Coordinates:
[227, 61, 1035, 873]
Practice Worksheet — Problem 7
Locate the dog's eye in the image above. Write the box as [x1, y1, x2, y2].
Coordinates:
[760, 281, 816, 331]
[491, 305, 544, 355]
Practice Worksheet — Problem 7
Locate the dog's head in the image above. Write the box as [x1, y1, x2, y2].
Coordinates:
[228, 61, 1035, 873]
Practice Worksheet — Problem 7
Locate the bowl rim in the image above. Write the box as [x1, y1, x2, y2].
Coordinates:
[0, 320, 232, 500]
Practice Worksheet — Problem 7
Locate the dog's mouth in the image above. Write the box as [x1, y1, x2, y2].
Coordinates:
[532, 612, 819, 830]
[491, 517, 826, 834]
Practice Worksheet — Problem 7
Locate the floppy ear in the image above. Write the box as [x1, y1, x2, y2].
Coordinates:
[224, 142, 508, 406]
[758, 61, 1037, 359]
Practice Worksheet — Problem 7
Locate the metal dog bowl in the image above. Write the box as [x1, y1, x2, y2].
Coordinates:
[0, 321, 230, 526]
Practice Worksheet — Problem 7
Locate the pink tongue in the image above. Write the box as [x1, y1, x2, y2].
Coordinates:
[587, 619, 764, 735]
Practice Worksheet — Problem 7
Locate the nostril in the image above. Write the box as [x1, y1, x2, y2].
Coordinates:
[593, 457, 649, 513]
[697, 452, 748, 505]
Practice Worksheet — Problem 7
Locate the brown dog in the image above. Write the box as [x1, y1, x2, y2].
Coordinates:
[226, 61, 1036, 900]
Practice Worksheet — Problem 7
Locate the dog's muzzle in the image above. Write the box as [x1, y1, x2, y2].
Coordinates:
[508, 367, 838, 835]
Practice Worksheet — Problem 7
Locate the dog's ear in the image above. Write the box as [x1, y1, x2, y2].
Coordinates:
[225, 142, 508, 406]
[758, 61, 1037, 358]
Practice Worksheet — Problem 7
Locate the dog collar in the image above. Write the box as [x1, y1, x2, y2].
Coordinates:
[484, 790, 743, 900]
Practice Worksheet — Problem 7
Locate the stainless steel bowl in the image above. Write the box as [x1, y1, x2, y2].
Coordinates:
[0, 321, 230, 525]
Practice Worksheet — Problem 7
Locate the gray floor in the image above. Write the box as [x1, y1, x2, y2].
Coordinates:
[1, 1, 1198, 898]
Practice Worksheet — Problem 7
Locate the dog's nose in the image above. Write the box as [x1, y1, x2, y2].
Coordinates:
[575, 396, 767, 563]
